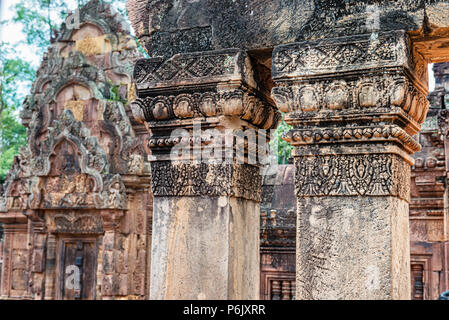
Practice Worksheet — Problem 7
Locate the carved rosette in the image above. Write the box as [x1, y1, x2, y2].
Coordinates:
[271, 31, 428, 201]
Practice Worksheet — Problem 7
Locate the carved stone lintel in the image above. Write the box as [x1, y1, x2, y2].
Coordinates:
[47, 212, 104, 234]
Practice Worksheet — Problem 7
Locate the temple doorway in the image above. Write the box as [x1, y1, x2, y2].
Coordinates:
[57, 237, 98, 300]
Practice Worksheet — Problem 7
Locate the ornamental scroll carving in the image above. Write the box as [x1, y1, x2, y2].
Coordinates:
[283, 125, 421, 153]
[50, 212, 103, 234]
[133, 50, 241, 90]
[272, 31, 410, 77]
[294, 154, 410, 200]
[150, 162, 262, 201]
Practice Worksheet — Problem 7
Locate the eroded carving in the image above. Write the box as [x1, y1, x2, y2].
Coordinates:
[150, 162, 261, 201]
[295, 154, 410, 200]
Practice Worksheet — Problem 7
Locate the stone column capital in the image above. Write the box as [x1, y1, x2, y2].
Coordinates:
[131, 49, 281, 202]
[271, 31, 429, 157]
[131, 49, 281, 132]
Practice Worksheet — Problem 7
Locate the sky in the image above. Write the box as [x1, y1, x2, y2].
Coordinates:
[0, 0, 81, 67]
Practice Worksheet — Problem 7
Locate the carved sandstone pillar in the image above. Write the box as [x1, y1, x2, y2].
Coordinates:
[43, 234, 56, 300]
[132, 49, 280, 299]
[99, 210, 125, 300]
[271, 31, 429, 299]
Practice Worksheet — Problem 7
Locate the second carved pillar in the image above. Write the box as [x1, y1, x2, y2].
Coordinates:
[272, 30, 429, 299]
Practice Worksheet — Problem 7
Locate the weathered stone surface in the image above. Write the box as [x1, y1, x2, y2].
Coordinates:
[127, 0, 449, 59]
[151, 196, 259, 299]
[296, 196, 410, 299]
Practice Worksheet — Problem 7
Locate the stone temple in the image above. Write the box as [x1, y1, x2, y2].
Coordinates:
[1, 0, 449, 300]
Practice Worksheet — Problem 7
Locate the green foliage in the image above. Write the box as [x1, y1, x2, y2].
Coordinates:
[13, 1, 58, 51]
[0, 108, 27, 183]
[12, 0, 126, 52]
[0, 45, 32, 184]
[0, 108, 27, 150]
[271, 119, 294, 165]
[136, 39, 150, 58]
[107, 82, 126, 103]
[0, 43, 35, 109]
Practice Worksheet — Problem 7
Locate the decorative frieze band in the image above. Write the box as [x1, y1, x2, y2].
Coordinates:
[150, 162, 262, 201]
[272, 31, 411, 79]
[271, 73, 429, 126]
[134, 49, 245, 91]
[283, 125, 421, 153]
[48, 212, 104, 234]
[131, 89, 281, 130]
[294, 153, 410, 200]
